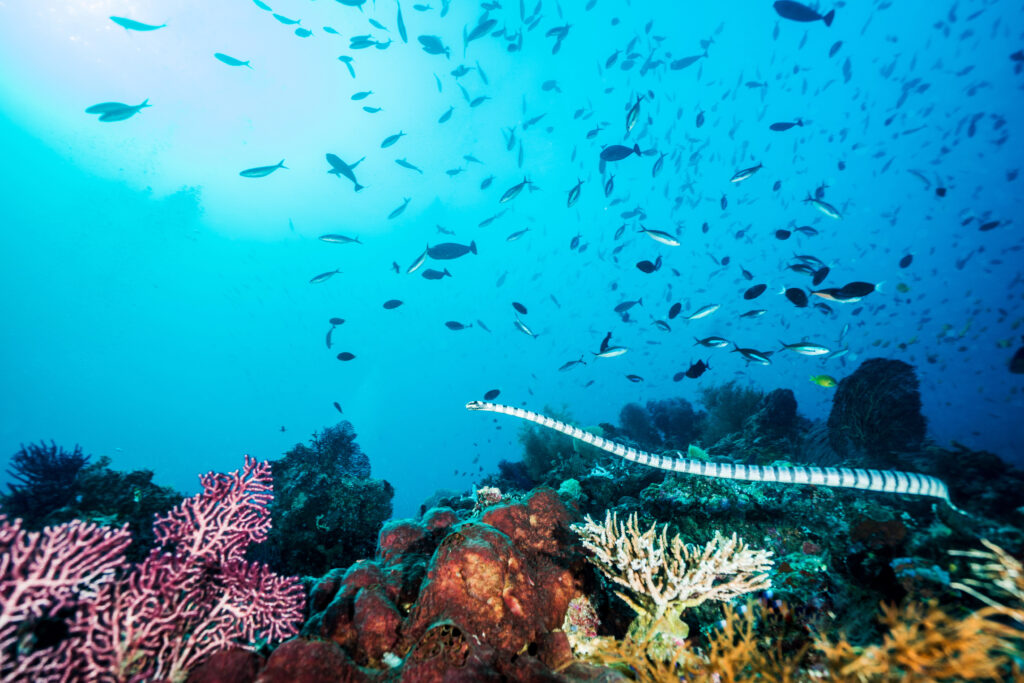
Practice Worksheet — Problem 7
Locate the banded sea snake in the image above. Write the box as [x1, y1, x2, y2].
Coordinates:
[466, 401, 962, 513]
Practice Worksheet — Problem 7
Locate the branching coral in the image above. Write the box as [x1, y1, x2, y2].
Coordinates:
[572, 511, 773, 638]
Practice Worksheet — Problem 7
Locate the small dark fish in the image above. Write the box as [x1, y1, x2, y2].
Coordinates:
[684, 359, 710, 379]
[513, 302, 528, 315]
[839, 281, 877, 297]
[773, 0, 835, 26]
[1011, 343, 1024, 374]
[769, 120, 803, 131]
[636, 257, 660, 274]
[670, 54, 703, 70]
[812, 267, 830, 286]
[775, 229, 791, 240]
[310, 269, 342, 284]
[730, 163, 763, 183]
[337, 352, 356, 361]
[899, 254, 913, 268]
[668, 302, 682, 319]
[418, 34, 450, 57]
[625, 374, 644, 383]
[483, 389, 501, 400]
[388, 197, 411, 219]
[567, 179, 583, 207]
[351, 90, 374, 100]
[421, 268, 451, 280]
[499, 177, 531, 203]
[559, 355, 586, 371]
[333, 401, 344, 414]
[428, 241, 477, 259]
[294, 28, 312, 37]
[599, 144, 641, 162]
[445, 321, 471, 330]
[329, 317, 345, 325]
[395, 159, 423, 174]
[743, 284, 767, 300]
[614, 298, 642, 313]
[785, 288, 808, 307]
[979, 220, 1001, 232]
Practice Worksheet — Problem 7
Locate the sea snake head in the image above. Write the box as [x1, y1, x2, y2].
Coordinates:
[465, 401, 486, 410]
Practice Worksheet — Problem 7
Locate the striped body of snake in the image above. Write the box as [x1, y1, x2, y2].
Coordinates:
[466, 400, 960, 512]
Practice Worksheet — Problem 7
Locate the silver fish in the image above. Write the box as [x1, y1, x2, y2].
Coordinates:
[240, 160, 287, 178]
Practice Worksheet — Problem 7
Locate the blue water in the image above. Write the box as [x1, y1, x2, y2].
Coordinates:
[1, 0, 1021, 517]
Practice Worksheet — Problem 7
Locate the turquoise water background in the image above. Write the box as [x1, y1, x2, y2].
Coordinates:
[1, 0, 1021, 516]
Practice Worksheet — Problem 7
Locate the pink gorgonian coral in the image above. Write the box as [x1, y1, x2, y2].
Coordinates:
[0, 455, 305, 682]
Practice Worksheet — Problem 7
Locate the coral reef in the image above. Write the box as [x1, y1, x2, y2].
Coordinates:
[261, 421, 394, 577]
[699, 381, 765, 447]
[1, 444, 184, 562]
[295, 488, 610, 680]
[645, 397, 704, 450]
[828, 358, 927, 461]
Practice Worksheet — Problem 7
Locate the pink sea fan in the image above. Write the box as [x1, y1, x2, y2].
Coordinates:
[0, 455, 304, 683]
[68, 455, 304, 682]
[0, 516, 131, 680]
[153, 455, 274, 562]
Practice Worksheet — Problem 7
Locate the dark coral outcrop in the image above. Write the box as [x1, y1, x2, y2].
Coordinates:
[261, 421, 394, 577]
[827, 358, 926, 462]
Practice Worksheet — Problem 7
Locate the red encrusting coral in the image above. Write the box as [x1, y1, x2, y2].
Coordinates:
[290, 487, 595, 681]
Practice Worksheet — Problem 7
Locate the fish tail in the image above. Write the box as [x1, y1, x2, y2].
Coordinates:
[140, 99, 151, 108]
[354, 183, 365, 192]
[823, 9, 835, 26]
[633, 143, 641, 155]
[469, 240, 477, 255]
[278, 159, 288, 169]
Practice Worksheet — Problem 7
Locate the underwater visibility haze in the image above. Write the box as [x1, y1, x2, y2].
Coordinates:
[2, 0, 1024, 680]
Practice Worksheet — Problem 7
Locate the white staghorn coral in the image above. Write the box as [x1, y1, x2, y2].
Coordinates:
[572, 511, 773, 626]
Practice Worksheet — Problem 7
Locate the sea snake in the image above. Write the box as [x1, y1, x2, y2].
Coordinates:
[466, 401, 961, 513]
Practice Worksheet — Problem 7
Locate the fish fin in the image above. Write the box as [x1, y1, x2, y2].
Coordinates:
[823, 9, 835, 26]
[354, 183, 365, 192]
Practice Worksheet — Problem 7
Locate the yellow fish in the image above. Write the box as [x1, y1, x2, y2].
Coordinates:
[809, 374, 837, 388]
